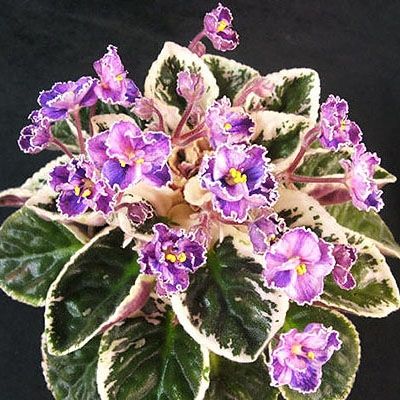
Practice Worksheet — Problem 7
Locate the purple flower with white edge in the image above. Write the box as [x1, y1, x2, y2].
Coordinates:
[18, 111, 52, 154]
[203, 3, 239, 51]
[138, 223, 207, 296]
[263, 227, 335, 305]
[206, 97, 254, 148]
[38, 77, 97, 121]
[319, 95, 362, 150]
[199, 144, 277, 222]
[134, 97, 156, 120]
[340, 143, 383, 212]
[93, 45, 141, 107]
[332, 244, 357, 290]
[49, 157, 115, 217]
[176, 71, 205, 103]
[249, 213, 286, 254]
[87, 121, 171, 190]
[269, 323, 342, 394]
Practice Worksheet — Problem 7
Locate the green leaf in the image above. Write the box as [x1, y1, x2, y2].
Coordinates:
[326, 202, 400, 259]
[144, 41, 219, 112]
[45, 228, 152, 355]
[321, 230, 400, 318]
[51, 120, 79, 150]
[42, 335, 100, 400]
[0, 207, 82, 306]
[275, 189, 400, 317]
[246, 68, 320, 121]
[277, 304, 360, 400]
[203, 54, 259, 101]
[204, 353, 279, 400]
[97, 305, 210, 400]
[252, 111, 311, 162]
[171, 234, 289, 362]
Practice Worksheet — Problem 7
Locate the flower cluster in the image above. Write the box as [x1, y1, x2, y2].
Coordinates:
[13, 3, 397, 398]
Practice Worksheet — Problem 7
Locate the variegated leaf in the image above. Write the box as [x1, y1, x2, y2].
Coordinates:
[245, 68, 320, 122]
[97, 301, 210, 400]
[144, 41, 219, 112]
[203, 54, 259, 101]
[42, 335, 100, 400]
[0, 207, 82, 306]
[45, 228, 153, 355]
[326, 201, 400, 259]
[171, 235, 289, 363]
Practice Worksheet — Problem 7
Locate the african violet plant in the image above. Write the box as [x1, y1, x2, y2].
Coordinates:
[1, 3, 399, 399]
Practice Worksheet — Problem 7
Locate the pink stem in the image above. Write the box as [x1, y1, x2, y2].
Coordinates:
[285, 125, 321, 175]
[173, 101, 194, 141]
[289, 175, 346, 184]
[188, 30, 206, 52]
[152, 105, 165, 132]
[174, 121, 206, 145]
[176, 129, 207, 147]
[72, 110, 86, 154]
[51, 138, 74, 158]
[88, 104, 97, 136]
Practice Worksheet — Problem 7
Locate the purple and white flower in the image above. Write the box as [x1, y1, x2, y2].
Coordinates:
[199, 144, 278, 223]
[38, 77, 97, 121]
[176, 71, 205, 104]
[203, 3, 239, 51]
[269, 323, 342, 394]
[93, 45, 140, 107]
[87, 121, 172, 190]
[138, 223, 207, 296]
[340, 143, 383, 212]
[18, 111, 52, 154]
[319, 95, 362, 151]
[249, 213, 286, 254]
[332, 244, 357, 290]
[263, 227, 335, 305]
[206, 96, 254, 148]
[49, 157, 115, 217]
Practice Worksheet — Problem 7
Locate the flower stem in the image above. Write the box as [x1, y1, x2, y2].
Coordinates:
[285, 125, 321, 175]
[152, 105, 165, 132]
[88, 104, 97, 136]
[188, 30, 206, 52]
[51, 138, 74, 158]
[72, 110, 86, 154]
[173, 101, 194, 141]
[289, 175, 345, 184]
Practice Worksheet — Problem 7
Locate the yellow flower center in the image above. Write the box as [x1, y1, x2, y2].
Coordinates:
[227, 168, 247, 185]
[115, 74, 124, 82]
[224, 122, 232, 131]
[296, 263, 307, 276]
[291, 344, 302, 355]
[74, 184, 92, 198]
[340, 119, 347, 131]
[217, 19, 229, 32]
[119, 160, 127, 168]
[165, 252, 187, 263]
[136, 158, 145, 165]
[307, 351, 315, 360]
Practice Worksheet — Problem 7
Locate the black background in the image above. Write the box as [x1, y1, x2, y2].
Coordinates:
[0, 0, 399, 398]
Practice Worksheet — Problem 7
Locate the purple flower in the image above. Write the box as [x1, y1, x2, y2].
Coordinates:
[138, 223, 207, 296]
[332, 244, 357, 290]
[18, 111, 52, 154]
[176, 71, 205, 103]
[38, 77, 97, 121]
[269, 323, 342, 394]
[340, 143, 383, 212]
[87, 121, 171, 190]
[134, 97, 156, 120]
[93, 45, 140, 107]
[49, 157, 115, 217]
[206, 97, 254, 148]
[249, 213, 286, 254]
[203, 3, 239, 51]
[319, 95, 362, 150]
[199, 144, 278, 223]
[263, 227, 335, 305]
